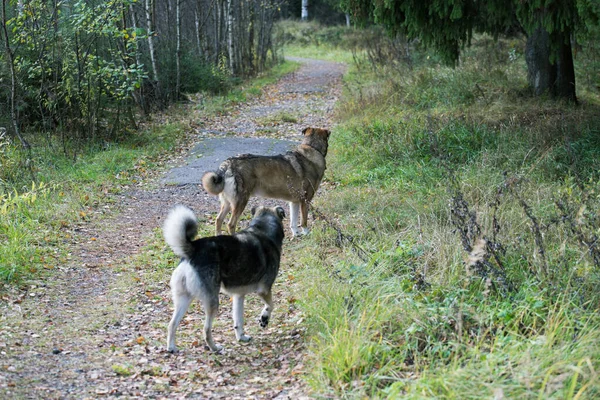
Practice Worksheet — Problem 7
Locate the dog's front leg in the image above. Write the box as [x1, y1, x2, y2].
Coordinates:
[289, 202, 300, 237]
[232, 294, 251, 342]
[300, 201, 310, 235]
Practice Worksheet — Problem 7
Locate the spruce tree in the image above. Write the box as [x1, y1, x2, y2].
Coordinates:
[343, 0, 600, 102]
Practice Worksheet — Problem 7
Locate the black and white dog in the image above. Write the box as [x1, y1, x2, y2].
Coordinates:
[163, 204, 285, 353]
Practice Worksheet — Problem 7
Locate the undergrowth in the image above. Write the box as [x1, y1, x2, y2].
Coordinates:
[281, 21, 600, 398]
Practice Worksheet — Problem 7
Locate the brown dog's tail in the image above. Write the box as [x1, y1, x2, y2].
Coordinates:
[201, 171, 225, 195]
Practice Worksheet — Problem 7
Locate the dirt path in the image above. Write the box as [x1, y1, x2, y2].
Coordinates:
[0, 58, 345, 399]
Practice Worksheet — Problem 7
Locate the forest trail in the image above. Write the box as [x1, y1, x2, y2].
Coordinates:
[0, 58, 345, 399]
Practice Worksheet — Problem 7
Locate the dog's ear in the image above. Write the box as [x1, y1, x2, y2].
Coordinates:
[302, 127, 310, 136]
[251, 206, 257, 216]
[275, 206, 285, 220]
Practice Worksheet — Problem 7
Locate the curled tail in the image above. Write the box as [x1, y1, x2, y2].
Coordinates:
[163, 205, 198, 259]
[202, 171, 225, 195]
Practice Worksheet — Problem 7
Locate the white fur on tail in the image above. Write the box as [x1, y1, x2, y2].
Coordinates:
[163, 205, 198, 259]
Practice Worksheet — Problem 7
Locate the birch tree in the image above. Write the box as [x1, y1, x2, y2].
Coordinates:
[129, 3, 147, 113]
[145, 0, 160, 98]
[227, 0, 235, 75]
[175, 0, 181, 99]
[0, 0, 282, 144]
[1, 0, 29, 149]
[301, 0, 308, 21]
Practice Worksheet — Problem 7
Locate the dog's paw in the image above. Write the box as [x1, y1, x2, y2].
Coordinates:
[259, 314, 270, 328]
[238, 334, 252, 342]
[206, 343, 224, 353]
[290, 228, 310, 239]
[167, 346, 179, 354]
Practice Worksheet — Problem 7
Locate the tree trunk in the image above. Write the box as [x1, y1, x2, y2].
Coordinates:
[247, 5, 255, 75]
[129, 4, 147, 114]
[301, 0, 308, 21]
[194, 7, 202, 57]
[525, 26, 577, 102]
[1, 0, 30, 149]
[176, 0, 181, 100]
[145, 0, 161, 105]
[555, 32, 576, 101]
[227, 0, 235, 75]
[216, 0, 222, 63]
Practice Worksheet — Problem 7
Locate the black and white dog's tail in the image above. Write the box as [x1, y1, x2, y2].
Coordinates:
[163, 205, 198, 260]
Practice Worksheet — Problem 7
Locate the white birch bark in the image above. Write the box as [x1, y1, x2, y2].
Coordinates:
[194, 7, 202, 56]
[145, 0, 159, 83]
[176, 0, 181, 99]
[227, 0, 235, 74]
[301, 0, 308, 21]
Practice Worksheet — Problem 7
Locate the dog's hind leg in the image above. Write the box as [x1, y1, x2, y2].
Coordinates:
[167, 292, 193, 353]
[201, 296, 222, 352]
[289, 202, 300, 237]
[258, 290, 273, 328]
[232, 294, 251, 342]
[215, 196, 231, 235]
[227, 198, 248, 235]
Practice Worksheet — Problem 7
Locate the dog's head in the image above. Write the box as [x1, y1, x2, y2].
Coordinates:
[302, 127, 331, 157]
[251, 205, 285, 221]
[249, 206, 286, 243]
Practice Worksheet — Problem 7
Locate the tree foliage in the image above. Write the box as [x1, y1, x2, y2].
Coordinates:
[0, 0, 282, 147]
[345, 0, 597, 65]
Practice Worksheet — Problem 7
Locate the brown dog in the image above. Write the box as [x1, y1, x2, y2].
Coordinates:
[202, 127, 330, 236]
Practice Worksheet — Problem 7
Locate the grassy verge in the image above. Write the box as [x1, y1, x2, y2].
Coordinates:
[281, 22, 600, 398]
[0, 124, 182, 282]
[0, 60, 300, 284]
[276, 20, 361, 63]
[197, 60, 300, 115]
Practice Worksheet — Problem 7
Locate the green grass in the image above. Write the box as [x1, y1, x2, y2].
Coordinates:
[196, 60, 300, 116]
[279, 21, 600, 398]
[0, 60, 301, 284]
[112, 364, 134, 377]
[0, 123, 184, 282]
[276, 20, 362, 63]
[283, 43, 356, 63]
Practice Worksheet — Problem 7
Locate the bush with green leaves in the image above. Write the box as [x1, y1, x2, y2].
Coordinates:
[5, 0, 145, 138]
